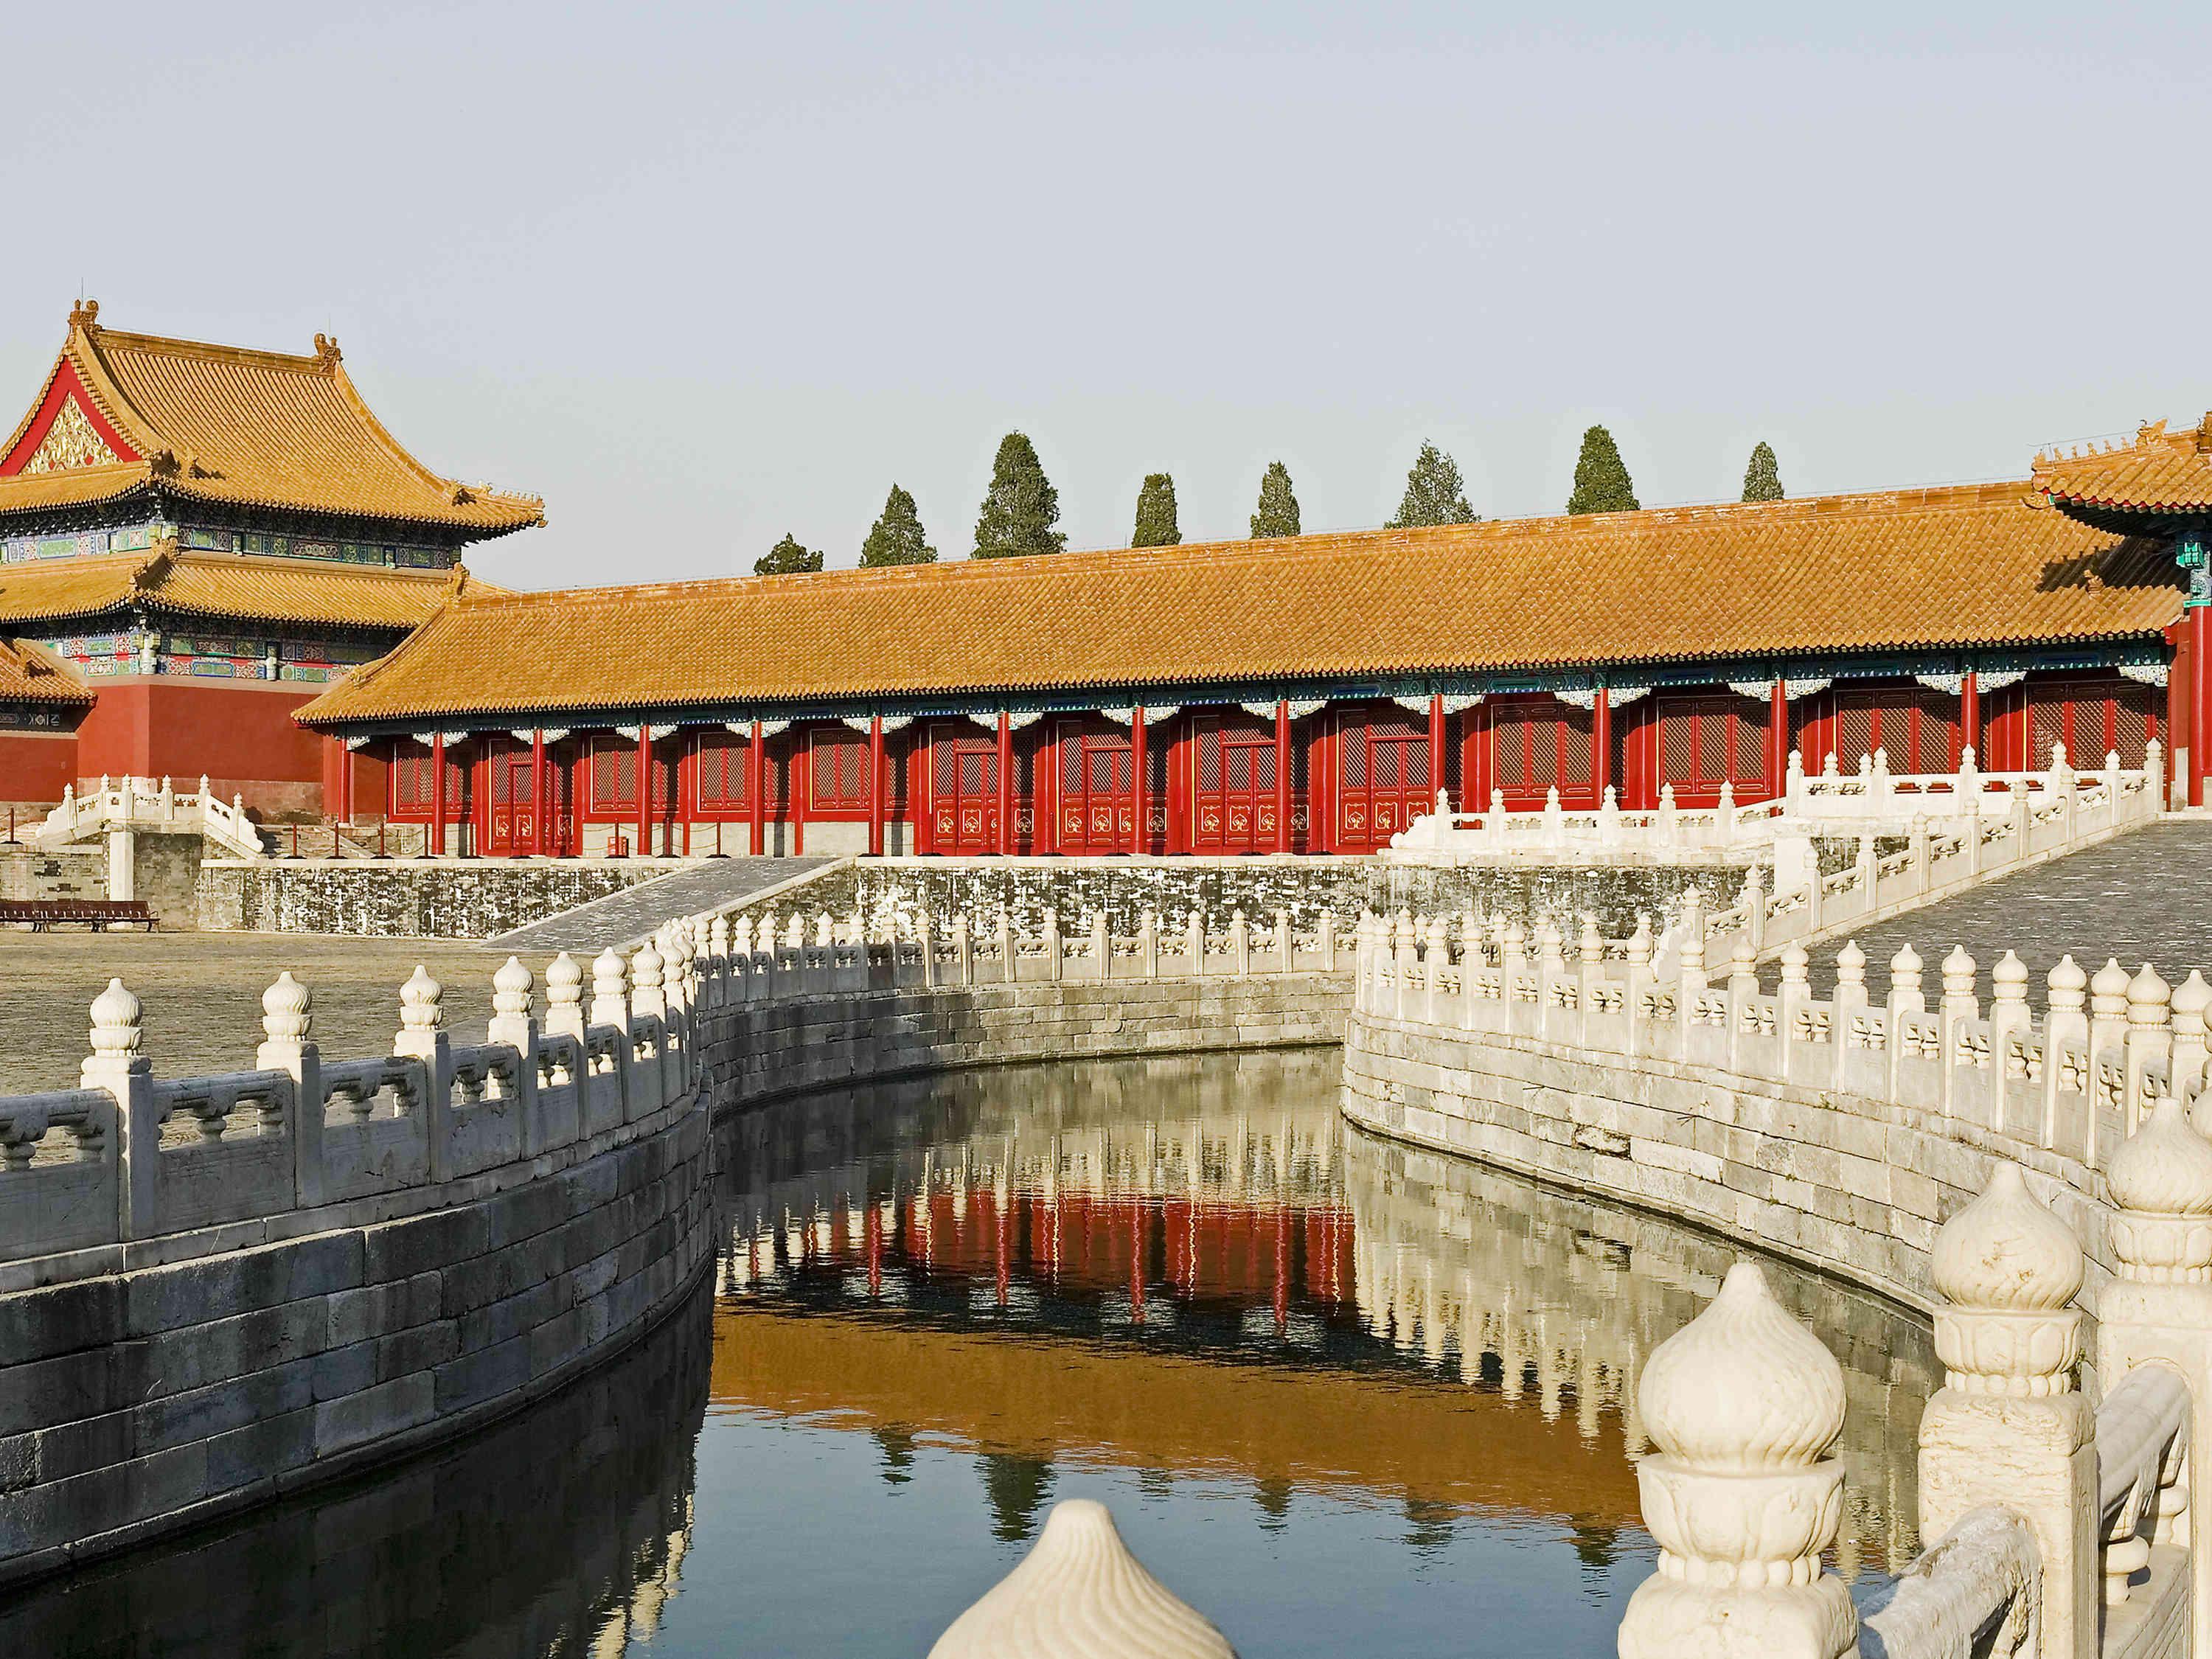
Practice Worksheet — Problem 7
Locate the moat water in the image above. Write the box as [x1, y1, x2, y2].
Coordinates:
[2, 1050, 1934, 1658]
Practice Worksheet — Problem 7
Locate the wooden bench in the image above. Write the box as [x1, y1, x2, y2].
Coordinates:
[0, 900, 156, 932]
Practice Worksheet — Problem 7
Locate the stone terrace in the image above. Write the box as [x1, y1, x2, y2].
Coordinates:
[0, 933, 497, 1093]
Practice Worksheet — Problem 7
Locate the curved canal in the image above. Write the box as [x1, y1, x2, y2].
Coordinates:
[3, 1048, 1933, 1658]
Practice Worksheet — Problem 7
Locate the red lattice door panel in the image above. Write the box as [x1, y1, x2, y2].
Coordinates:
[1189, 712, 1279, 853]
[484, 738, 535, 855]
[1056, 720, 1135, 854]
[1650, 695, 1770, 807]
[2025, 677, 2157, 771]
[1335, 708, 1432, 850]
[928, 724, 1001, 853]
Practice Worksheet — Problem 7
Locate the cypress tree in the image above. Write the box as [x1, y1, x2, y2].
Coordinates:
[1565, 425, 1640, 515]
[1249, 460, 1301, 538]
[1388, 440, 1478, 528]
[1741, 441, 1784, 502]
[754, 532, 822, 576]
[972, 431, 1066, 558]
[858, 484, 937, 567]
[1131, 473, 1181, 547]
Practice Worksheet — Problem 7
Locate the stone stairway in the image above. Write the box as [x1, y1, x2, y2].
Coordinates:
[1806, 817, 2212, 992]
[485, 856, 847, 953]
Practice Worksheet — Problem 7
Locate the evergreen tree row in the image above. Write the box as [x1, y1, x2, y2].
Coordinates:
[755, 432, 1790, 574]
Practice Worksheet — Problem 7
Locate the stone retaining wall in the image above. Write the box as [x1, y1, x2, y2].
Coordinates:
[0, 1095, 712, 1587]
[699, 973, 1353, 1108]
[197, 858, 684, 936]
[1340, 1009, 2113, 1317]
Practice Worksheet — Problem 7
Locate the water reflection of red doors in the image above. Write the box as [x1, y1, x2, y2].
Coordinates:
[929, 724, 1000, 854]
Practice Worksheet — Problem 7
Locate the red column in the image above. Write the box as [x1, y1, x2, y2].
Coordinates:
[2194, 608, 2210, 808]
[1769, 676, 1789, 795]
[1468, 703, 1489, 810]
[1592, 689, 1611, 804]
[867, 715, 886, 857]
[526, 729, 543, 857]
[748, 720, 766, 855]
[1275, 699, 1293, 852]
[996, 712, 1014, 855]
[430, 732, 446, 858]
[1960, 671, 1980, 771]
[1427, 693, 1445, 810]
[636, 726, 652, 857]
[1130, 708, 1147, 855]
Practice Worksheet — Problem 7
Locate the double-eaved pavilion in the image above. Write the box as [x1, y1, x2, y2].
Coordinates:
[0, 302, 540, 814]
[298, 417, 2211, 860]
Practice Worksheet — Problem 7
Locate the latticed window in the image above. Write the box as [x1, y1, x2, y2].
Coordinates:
[1810, 686, 1962, 774]
[1491, 703, 1593, 790]
[696, 732, 752, 809]
[2025, 677, 2157, 769]
[391, 742, 438, 813]
[811, 730, 869, 810]
[490, 748, 533, 807]
[590, 740, 638, 813]
[1653, 696, 1768, 790]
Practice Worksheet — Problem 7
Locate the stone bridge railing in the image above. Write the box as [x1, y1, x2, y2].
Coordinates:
[1345, 908, 2212, 1659]
[36, 773, 266, 860]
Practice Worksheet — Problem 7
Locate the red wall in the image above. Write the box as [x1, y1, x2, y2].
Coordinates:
[0, 729, 79, 805]
[75, 680, 328, 818]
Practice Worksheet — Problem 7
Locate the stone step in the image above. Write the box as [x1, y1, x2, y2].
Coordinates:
[485, 856, 849, 953]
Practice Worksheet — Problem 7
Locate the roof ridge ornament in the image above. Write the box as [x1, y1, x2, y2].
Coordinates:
[68, 298, 100, 334]
[313, 333, 342, 367]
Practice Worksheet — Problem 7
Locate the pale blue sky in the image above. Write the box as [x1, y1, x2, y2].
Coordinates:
[2, 2, 2205, 588]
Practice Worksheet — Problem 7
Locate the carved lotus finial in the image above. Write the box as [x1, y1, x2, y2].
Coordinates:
[928, 1500, 1234, 1659]
[1932, 1164, 2083, 1312]
[493, 956, 533, 1017]
[260, 970, 313, 1043]
[1636, 1262, 1845, 1474]
[87, 977, 142, 1057]
[546, 950, 583, 1005]
[2107, 1097, 2212, 1219]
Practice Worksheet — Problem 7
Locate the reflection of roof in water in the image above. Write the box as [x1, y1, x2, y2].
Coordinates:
[708, 1304, 1645, 1528]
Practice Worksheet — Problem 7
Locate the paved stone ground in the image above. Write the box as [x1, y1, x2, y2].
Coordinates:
[0, 933, 501, 1093]
[487, 855, 843, 952]
[1806, 821, 2212, 995]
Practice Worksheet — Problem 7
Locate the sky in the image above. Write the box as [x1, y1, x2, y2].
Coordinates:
[1, 2, 2207, 591]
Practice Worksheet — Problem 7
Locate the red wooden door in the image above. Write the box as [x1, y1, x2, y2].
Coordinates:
[1647, 695, 1770, 807]
[1791, 684, 1961, 775]
[2024, 676, 2157, 770]
[484, 738, 534, 855]
[541, 745, 577, 855]
[1189, 712, 1278, 853]
[928, 724, 1001, 853]
[1485, 697, 1596, 810]
[1335, 707, 1432, 850]
[1055, 720, 1134, 854]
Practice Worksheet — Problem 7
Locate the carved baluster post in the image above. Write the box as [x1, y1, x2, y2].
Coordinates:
[997, 905, 1018, 985]
[1317, 909, 1337, 973]
[1778, 941, 1810, 1046]
[1726, 938, 1760, 1074]
[1229, 908, 1251, 980]
[2126, 964, 2173, 1132]
[1939, 946, 1979, 1119]
[254, 971, 323, 1208]
[1832, 939, 1868, 1032]
[1917, 1164, 2095, 1659]
[83, 978, 156, 1240]
[1272, 908, 1292, 974]
[1138, 907, 1159, 979]
[1615, 1263, 1857, 1659]
[1675, 890, 1706, 998]
[1394, 911, 1419, 1020]
[545, 952, 585, 1043]
[394, 966, 453, 1180]
[953, 913, 973, 988]
[1987, 950, 2031, 1133]
[1424, 914, 1450, 1023]
[2173, 971, 2212, 1110]
[2101, 1097, 2212, 1654]
[928, 1500, 1232, 1658]
[2090, 960, 2132, 1141]
[1091, 910, 1111, 983]
[1043, 907, 1063, 982]
[487, 956, 542, 1144]
[1886, 945, 1924, 1105]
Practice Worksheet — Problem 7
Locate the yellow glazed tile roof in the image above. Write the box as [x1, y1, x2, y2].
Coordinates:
[2036, 416, 2212, 516]
[299, 480, 2183, 726]
[0, 303, 544, 535]
[0, 637, 91, 706]
[0, 544, 471, 631]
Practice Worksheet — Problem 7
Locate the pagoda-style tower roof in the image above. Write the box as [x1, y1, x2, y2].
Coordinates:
[2034, 415, 2212, 534]
[0, 302, 544, 537]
